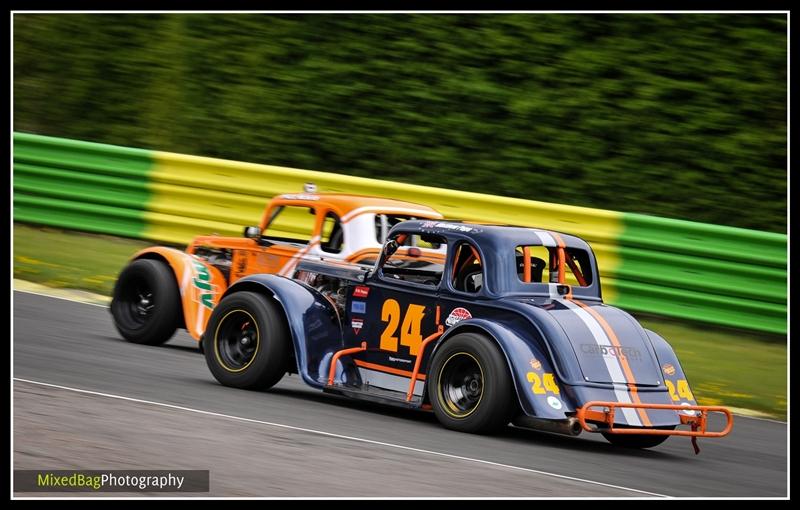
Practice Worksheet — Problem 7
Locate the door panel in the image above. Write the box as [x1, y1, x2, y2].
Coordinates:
[345, 281, 439, 394]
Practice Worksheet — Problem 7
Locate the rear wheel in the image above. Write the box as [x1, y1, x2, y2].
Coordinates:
[203, 291, 290, 390]
[428, 332, 515, 434]
[602, 427, 674, 449]
[111, 259, 180, 345]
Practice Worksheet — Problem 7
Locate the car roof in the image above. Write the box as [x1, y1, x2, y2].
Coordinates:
[273, 193, 444, 219]
[391, 219, 593, 251]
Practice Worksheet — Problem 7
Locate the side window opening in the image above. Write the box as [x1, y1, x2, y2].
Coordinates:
[320, 212, 343, 254]
[564, 248, 593, 286]
[379, 233, 447, 287]
[452, 242, 483, 293]
[515, 246, 550, 283]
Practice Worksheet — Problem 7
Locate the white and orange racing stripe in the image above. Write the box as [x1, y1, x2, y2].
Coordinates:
[278, 235, 321, 276]
[535, 230, 652, 427]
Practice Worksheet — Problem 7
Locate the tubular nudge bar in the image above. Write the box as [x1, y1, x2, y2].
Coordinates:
[576, 401, 734, 438]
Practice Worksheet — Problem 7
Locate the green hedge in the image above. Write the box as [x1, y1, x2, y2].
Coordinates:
[13, 14, 787, 232]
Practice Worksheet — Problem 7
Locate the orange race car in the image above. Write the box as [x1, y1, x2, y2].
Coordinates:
[110, 186, 444, 346]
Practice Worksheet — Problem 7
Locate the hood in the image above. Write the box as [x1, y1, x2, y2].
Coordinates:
[527, 299, 663, 387]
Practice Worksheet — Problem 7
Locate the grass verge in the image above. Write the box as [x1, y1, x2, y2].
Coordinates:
[13, 222, 787, 419]
[637, 316, 786, 419]
[13, 223, 152, 296]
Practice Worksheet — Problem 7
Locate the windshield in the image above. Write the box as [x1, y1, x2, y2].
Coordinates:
[379, 232, 447, 287]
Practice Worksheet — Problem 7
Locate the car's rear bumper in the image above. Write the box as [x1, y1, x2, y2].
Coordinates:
[576, 401, 733, 438]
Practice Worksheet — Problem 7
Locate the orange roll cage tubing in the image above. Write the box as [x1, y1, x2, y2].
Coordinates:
[327, 342, 367, 386]
[522, 246, 531, 283]
[406, 326, 444, 401]
[557, 247, 566, 284]
[576, 402, 734, 437]
[564, 253, 587, 287]
[453, 254, 471, 283]
[453, 245, 481, 285]
[468, 245, 481, 263]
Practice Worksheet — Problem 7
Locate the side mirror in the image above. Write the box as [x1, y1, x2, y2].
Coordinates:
[243, 226, 262, 239]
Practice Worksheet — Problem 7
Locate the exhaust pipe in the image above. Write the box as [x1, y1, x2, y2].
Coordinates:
[512, 416, 583, 437]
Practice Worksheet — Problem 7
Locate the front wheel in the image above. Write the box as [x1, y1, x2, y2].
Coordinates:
[203, 291, 291, 390]
[428, 332, 516, 434]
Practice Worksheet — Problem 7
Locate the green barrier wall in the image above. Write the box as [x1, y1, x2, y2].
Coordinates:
[13, 132, 787, 334]
[13, 132, 154, 238]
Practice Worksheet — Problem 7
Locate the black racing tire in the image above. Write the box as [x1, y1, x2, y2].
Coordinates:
[602, 427, 674, 449]
[428, 332, 516, 434]
[111, 259, 180, 345]
[203, 291, 290, 390]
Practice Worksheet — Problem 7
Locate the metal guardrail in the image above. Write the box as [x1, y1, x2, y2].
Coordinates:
[13, 132, 787, 334]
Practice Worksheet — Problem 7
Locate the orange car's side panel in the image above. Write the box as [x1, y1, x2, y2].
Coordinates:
[131, 247, 228, 340]
[189, 237, 307, 281]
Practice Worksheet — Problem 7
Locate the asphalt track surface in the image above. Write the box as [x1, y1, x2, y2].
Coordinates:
[13, 291, 788, 497]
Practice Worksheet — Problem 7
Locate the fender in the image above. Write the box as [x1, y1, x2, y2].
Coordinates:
[513, 299, 685, 427]
[430, 318, 574, 419]
[131, 247, 227, 340]
[222, 274, 344, 389]
[644, 328, 699, 407]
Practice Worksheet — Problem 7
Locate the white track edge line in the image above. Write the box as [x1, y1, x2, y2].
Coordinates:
[13, 290, 788, 425]
[13, 289, 109, 308]
[13, 377, 667, 498]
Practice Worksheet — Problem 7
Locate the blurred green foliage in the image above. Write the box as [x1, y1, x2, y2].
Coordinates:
[13, 14, 787, 232]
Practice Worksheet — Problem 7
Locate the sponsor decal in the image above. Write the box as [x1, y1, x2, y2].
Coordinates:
[662, 363, 676, 376]
[353, 286, 370, 298]
[351, 301, 367, 314]
[388, 356, 412, 364]
[428, 222, 480, 233]
[235, 256, 247, 275]
[547, 396, 563, 410]
[351, 318, 363, 335]
[529, 358, 542, 370]
[191, 261, 216, 309]
[445, 307, 472, 327]
[282, 193, 320, 201]
[680, 402, 699, 417]
[579, 343, 642, 361]
[421, 221, 437, 228]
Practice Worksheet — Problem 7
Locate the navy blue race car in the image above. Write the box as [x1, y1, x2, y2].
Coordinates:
[202, 220, 733, 451]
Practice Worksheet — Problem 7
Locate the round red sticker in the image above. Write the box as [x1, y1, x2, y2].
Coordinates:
[446, 307, 472, 326]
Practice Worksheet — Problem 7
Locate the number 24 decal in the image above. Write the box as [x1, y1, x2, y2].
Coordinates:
[526, 372, 560, 395]
[665, 379, 694, 401]
[380, 299, 425, 356]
